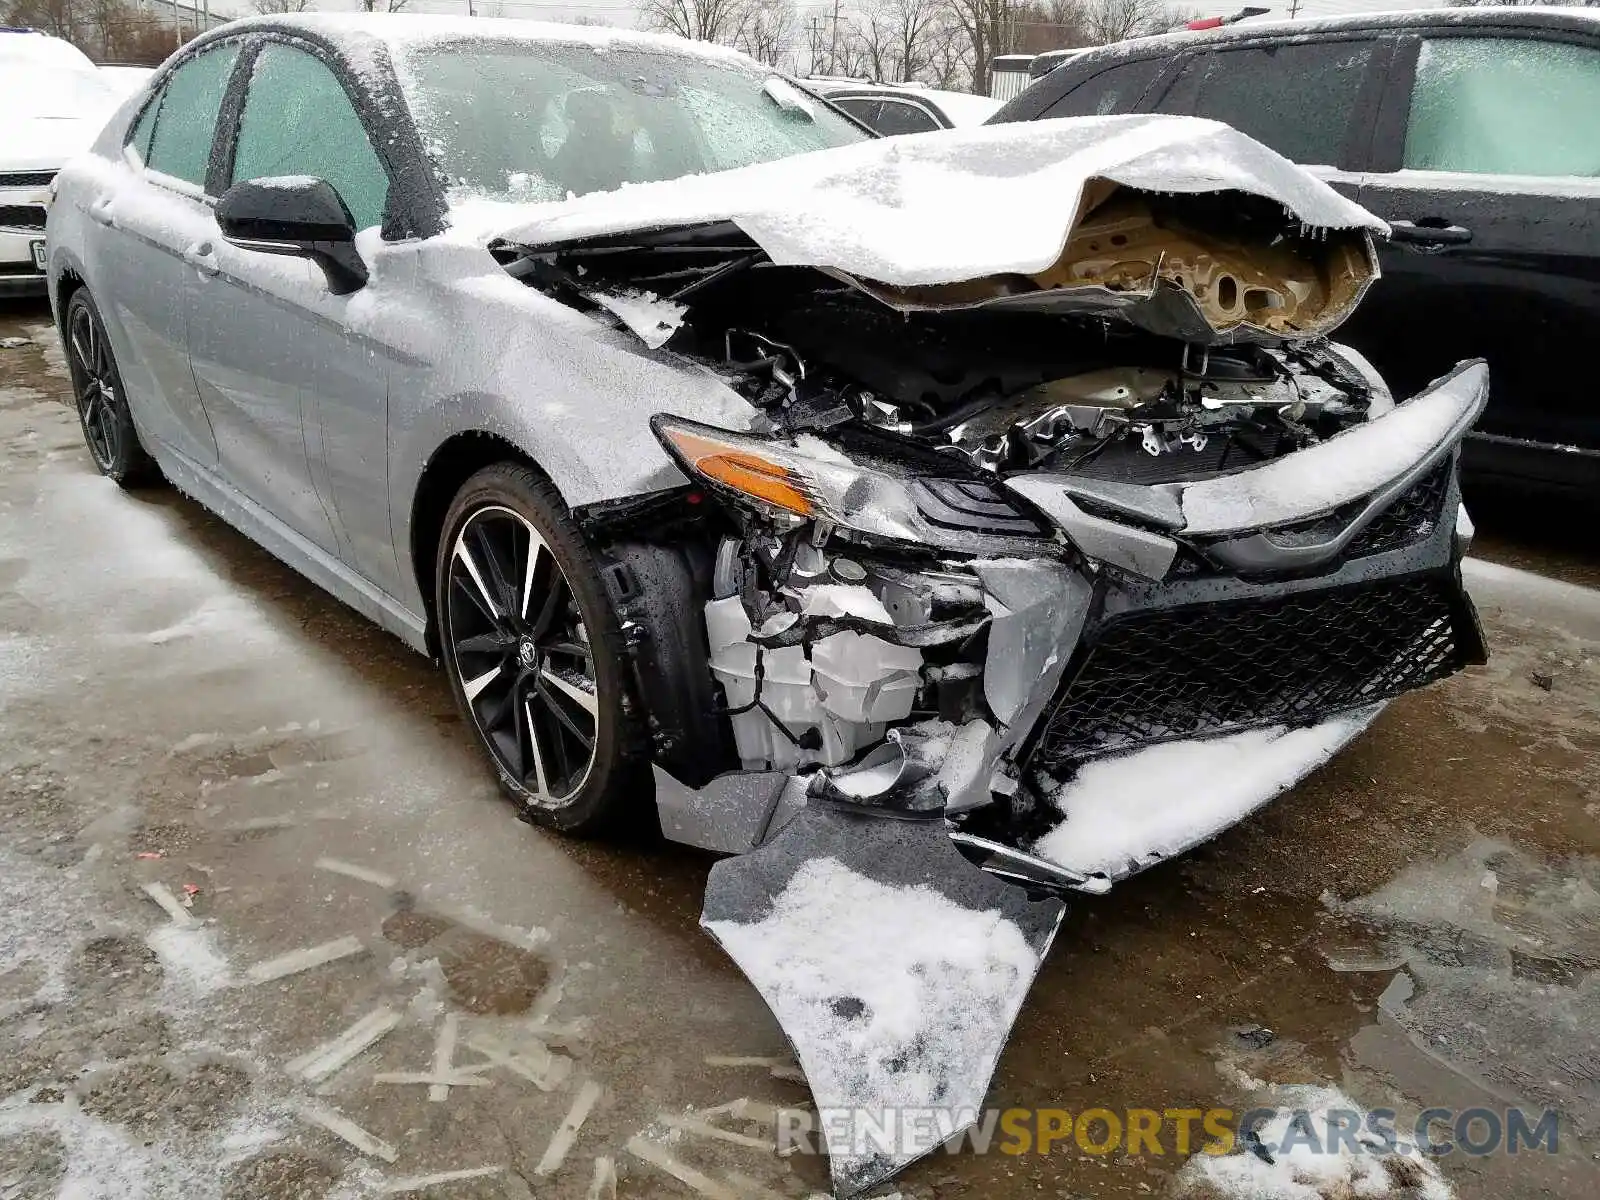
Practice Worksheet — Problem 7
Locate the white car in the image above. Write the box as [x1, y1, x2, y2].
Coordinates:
[1, 29, 124, 296]
[98, 64, 157, 97]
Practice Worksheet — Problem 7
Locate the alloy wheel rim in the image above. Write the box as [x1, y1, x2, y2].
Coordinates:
[69, 305, 120, 472]
[447, 505, 598, 805]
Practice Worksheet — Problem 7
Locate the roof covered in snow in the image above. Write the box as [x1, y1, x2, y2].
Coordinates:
[208, 12, 762, 69]
[494, 113, 1386, 289]
[1055, 5, 1600, 74]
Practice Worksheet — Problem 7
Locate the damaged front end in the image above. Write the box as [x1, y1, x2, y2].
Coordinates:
[498, 158, 1488, 1195]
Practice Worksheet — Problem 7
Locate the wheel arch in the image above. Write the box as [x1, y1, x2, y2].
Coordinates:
[409, 430, 554, 657]
[53, 267, 87, 337]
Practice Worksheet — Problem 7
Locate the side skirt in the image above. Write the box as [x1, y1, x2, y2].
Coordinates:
[151, 440, 430, 654]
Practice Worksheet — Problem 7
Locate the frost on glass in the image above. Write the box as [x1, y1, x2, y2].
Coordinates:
[397, 41, 865, 206]
[1405, 37, 1600, 177]
[145, 44, 239, 187]
[231, 44, 390, 231]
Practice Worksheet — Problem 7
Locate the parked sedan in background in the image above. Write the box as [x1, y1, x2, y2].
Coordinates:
[804, 76, 1001, 133]
[993, 7, 1600, 503]
[98, 63, 157, 97]
[47, 14, 1488, 1194]
[0, 28, 124, 295]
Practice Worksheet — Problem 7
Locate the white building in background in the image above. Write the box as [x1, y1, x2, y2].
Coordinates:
[987, 54, 1035, 100]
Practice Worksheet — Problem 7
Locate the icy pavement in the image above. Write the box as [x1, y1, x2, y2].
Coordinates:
[3, 300, 1599, 1198]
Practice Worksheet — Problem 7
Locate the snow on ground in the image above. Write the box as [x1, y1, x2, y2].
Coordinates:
[1033, 706, 1380, 878]
[1180, 1084, 1454, 1200]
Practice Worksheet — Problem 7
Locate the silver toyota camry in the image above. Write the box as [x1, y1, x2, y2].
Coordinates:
[46, 15, 1489, 1194]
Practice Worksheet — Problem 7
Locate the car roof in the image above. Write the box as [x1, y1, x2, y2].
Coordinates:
[1058, 4, 1600, 72]
[193, 12, 765, 72]
[0, 26, 99, 71]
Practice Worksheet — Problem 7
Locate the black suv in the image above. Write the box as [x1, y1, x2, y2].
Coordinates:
[992, 8, 1600, 503]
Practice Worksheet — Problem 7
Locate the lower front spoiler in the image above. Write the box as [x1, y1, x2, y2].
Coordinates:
[702, 803, 1065, 1197]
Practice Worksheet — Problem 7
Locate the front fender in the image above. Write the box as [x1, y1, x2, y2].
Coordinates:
[385, 250, 759, 615]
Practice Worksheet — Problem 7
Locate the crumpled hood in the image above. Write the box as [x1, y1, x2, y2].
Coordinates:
[493, 114, 1387, 289]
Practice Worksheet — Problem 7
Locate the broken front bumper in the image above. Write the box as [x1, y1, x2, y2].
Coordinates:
[669, 362, 1489, 1196]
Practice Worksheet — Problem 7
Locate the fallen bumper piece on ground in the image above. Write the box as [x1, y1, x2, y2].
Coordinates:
[702, 803, 1065, 1196]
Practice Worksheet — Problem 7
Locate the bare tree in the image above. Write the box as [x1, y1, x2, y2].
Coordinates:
[1010, 0, 1089, 54]
[842, 1, 893, 78]
[802, 11, 831, 72]
[734, 0, 796, 66]
[252, 0, 311, 13]
[938, 0, 1016, 95]
[1079, 0, 1185, 41]
[641, 0, 755, 44]
[3, 0, 85, 42]
[885, 0, 942, 79]
[358, 0, 408, 12]
[4, 0, 202, 62]
[920, 13, 972, 86]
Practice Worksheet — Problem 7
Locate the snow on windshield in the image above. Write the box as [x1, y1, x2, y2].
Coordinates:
[393, 39, 867, 208]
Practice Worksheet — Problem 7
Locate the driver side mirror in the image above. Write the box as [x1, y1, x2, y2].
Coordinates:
[216, 176, 370, 296]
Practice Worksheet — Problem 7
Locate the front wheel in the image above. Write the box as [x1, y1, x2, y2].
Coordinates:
[63, 290, 159, 487]
[436, 463, 648, 836]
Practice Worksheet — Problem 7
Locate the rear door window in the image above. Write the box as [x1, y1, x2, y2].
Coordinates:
[143, 43, 240, 187]
[871, 98, 941, 135]
[1047, 59, 1163, 117]
[829, 96, 881, 127]
[1157, 40, 1375, 166]
[1404, 37, 1600, 176]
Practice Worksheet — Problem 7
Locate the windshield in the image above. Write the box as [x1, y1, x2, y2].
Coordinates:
[0, 66, 121, 120]
[397, 40, 869, 205]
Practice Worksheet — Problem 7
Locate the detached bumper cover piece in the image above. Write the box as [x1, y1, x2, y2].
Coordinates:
[702, 804, 1065, 1197]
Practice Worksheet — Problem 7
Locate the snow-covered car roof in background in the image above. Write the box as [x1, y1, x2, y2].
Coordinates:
[97, 64, 155, 96]
[1, 29, 125, 171]
[493, 113, 1386, 289]
[219, 11, 767, 72]
[0, 27, 99, 70]
[1057, 5, 1600, 76]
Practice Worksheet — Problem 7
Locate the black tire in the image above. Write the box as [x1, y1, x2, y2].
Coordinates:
[435, 463, 649, 836]
[63, 289, 160, 487]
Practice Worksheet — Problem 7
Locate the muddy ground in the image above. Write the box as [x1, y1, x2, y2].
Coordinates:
[1, 295, 1597, 1200]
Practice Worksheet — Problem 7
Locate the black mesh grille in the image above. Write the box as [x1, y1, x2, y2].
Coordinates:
[0, 171, 55, 189]
[1032, 575, 1471, 766]
[1347, 463, 1451, 559]
[0, 205, 46, 231]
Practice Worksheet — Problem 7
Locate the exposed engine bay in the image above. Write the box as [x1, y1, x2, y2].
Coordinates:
[508, 184, 1385, 491]
[498, 172, 1488, 1198]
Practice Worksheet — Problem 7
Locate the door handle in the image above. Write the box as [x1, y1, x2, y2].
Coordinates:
[88, 198, 114, 228]
[1388, 219, 1472, 248]
[183, 241, 219, 276]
